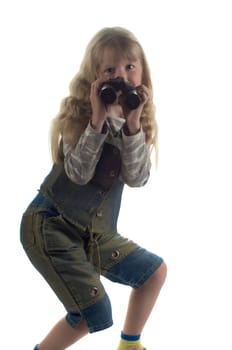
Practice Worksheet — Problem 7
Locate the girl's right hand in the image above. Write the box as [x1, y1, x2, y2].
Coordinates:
[90, 78, 108, 132]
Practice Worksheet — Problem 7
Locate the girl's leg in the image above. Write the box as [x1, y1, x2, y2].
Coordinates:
[37, 317, 89, 350]
[122, 261, 167, 335]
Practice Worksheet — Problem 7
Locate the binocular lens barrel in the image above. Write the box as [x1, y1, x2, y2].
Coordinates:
[99, 85, 117, 104]
[124, 92, 141, 110]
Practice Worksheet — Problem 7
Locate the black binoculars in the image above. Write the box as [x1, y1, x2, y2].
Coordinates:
[99, 77, 141, 110]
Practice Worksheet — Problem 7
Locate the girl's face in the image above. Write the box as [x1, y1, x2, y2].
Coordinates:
[97, 47, 143, 87]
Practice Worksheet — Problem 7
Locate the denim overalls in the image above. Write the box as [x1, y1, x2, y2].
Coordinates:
[20, 141, 163, 332]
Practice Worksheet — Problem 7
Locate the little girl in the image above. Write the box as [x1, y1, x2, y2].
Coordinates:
[20, 26, 167, 350]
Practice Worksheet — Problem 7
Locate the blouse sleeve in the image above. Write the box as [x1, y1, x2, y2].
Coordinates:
[63, 122, 108, 184]
[120, 128, 151, 187]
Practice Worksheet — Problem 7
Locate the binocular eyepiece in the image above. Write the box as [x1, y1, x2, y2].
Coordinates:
[99, 77, 141, 110]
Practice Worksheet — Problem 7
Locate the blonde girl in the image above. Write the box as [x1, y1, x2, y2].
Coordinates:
[20, 27, 167, 350]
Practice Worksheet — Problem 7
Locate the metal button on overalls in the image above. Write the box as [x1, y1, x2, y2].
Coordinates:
[111, 250, 120, 259]
[90, 287, 98, 297]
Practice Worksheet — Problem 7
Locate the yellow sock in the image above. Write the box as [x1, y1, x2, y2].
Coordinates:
[116, 338, 145, 350]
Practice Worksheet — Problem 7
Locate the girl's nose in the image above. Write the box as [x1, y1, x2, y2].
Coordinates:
[114, 68, 127, 81]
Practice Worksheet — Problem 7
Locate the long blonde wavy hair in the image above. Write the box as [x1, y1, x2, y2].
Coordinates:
[50, 27, 158, 164]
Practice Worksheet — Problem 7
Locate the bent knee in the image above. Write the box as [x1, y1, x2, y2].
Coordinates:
[156, 261, 167, 284]
[150, 261, 167, 287]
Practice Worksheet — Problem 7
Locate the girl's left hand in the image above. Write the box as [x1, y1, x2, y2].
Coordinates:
[122, 84, 150, 135]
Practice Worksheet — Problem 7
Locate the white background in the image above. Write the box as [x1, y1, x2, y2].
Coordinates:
[1, 0, 232, 349]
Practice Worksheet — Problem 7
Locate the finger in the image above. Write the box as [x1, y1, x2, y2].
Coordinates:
[137, 85, 150, 103]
